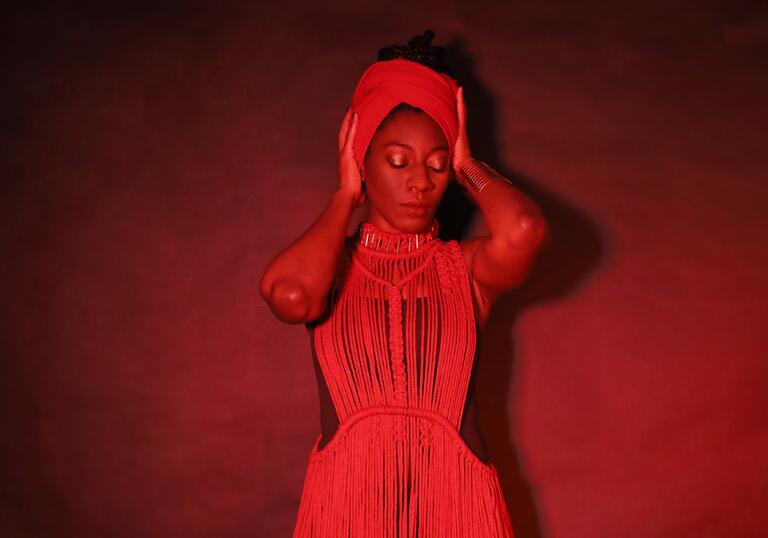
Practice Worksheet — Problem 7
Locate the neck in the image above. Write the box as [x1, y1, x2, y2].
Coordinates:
[357, 219, 439, 253]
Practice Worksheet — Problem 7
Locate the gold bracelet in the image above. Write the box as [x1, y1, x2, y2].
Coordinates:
[459, 158, 508, 193]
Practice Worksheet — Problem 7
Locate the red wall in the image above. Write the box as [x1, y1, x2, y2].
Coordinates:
[2, 3, 766, 537]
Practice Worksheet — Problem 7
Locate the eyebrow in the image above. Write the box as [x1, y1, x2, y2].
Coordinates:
[384, 141, 449, 152]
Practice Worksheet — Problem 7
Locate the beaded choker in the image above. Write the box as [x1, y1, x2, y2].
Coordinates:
[357, 219, 439, 253]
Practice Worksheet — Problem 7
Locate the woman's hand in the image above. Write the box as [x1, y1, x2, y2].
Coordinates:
[337, 106, 367, 207]
[451, 86, 473, 189]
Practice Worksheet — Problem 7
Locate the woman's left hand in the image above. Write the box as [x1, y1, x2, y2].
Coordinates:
[451, 86, 473, 188]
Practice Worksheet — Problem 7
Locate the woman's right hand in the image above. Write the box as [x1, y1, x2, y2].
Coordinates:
[337, 106, 366, 207]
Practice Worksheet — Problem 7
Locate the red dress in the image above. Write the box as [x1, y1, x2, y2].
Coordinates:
[292, 220, 515, 537]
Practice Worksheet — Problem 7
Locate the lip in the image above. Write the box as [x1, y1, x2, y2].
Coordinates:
[400, 203, 431, 216]
[400, 202, 431, 209]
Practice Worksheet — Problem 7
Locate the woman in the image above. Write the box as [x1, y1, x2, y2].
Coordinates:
[260, 30, 548, 537]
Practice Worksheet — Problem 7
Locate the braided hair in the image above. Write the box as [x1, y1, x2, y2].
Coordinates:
[377, 29, 455, 78]
[366, 29, 455, 154]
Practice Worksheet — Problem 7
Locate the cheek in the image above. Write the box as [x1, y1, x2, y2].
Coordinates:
[363, 174, 398, 202]
[369, 165, 401, 186]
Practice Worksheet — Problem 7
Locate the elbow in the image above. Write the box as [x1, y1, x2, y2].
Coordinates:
[531, 213, 550, 249]
[512, 206, 549, 249]
[260, 275, 314, 324]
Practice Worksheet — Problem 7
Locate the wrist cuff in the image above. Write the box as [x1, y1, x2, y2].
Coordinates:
[459, 159, 506, 193]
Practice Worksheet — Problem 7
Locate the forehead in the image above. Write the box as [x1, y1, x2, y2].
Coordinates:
[374, 110, 447, 150]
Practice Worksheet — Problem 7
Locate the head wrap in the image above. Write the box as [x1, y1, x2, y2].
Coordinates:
[349, 58, 459, 172]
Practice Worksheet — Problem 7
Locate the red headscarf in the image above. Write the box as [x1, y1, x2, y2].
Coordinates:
[349, 58, 459, 172]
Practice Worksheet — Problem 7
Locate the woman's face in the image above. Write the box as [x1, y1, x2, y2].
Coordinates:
[362, 109, 451, 234]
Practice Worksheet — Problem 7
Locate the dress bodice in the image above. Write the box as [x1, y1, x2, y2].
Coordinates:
[293, 219, 515, 537]
[310, 219, 479, 429]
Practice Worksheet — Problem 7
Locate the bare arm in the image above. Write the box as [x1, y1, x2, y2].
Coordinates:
[259, 189, 358, 324]
[460, 160, 548, 299]
[452, 87, 548, 311]
[259, 108, 365, 324]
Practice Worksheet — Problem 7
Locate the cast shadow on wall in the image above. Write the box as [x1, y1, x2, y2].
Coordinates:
[433, 36, 606, 538]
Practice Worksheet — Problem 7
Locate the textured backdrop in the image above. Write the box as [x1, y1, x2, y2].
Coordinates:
[2, 2, 767, 537]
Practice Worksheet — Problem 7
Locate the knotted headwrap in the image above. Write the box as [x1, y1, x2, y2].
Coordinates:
[349, 58, 459, 172]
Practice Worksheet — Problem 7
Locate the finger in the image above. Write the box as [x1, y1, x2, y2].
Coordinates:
[338, 110, 349, 153]
[339, 107, 351, 153]
[343, 112, 358, 157]
[455, 88, 463, 124]
[350, 113, 362, 172]
[346, 112, 358, 148]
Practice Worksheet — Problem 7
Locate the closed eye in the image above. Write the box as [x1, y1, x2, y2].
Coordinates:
[390, 162, 447, 172]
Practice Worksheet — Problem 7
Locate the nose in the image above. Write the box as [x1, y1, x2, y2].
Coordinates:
[406, 166, 435, 192]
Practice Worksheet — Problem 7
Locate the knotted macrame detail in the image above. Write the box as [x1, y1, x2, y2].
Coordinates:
[433, 246, 455, 293]
[292, 224, 515, 537]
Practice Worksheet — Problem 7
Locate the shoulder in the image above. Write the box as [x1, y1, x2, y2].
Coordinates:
[458, 237, 482, 269]
[303, 236, 355, 330]
[457, 237, 495, 328]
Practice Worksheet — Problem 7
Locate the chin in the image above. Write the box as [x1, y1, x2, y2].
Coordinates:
[398, 216, 433, 232]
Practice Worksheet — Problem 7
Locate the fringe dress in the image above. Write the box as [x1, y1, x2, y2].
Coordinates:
[292, 220, 515, 537]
